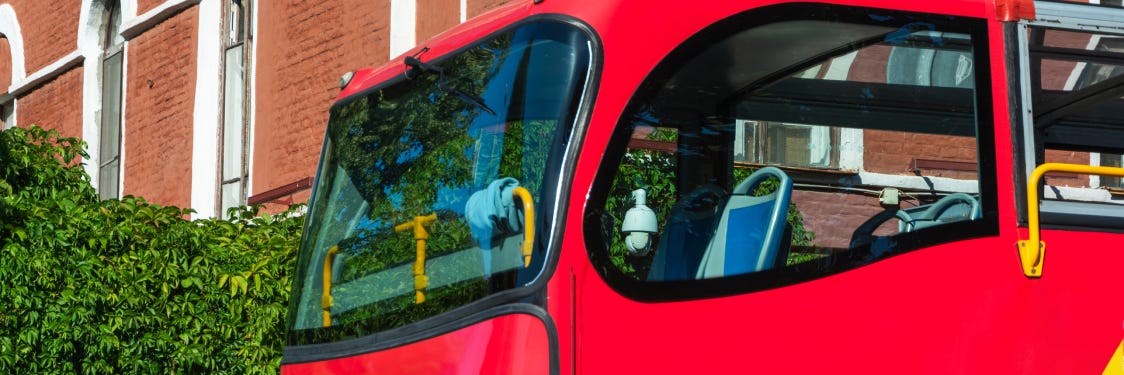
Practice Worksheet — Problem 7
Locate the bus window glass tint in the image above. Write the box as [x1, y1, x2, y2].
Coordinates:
[286, 21, 592, 344]
[586, 4, 996, 299]
[1026, 27, 1124, 229]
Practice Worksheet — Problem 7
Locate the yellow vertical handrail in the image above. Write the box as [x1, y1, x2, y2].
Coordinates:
[512, 187, 535, 268]
[1019, 163, 1124, 277]
[396, 214, 437, 304]
[321, 245, 339, 327]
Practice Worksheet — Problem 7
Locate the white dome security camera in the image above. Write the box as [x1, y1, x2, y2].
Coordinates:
[621, 189, 658, 256]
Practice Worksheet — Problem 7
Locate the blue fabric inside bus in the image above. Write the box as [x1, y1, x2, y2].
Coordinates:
[722, 201, 772, 275]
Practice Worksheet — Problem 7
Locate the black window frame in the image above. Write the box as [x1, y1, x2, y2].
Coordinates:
[583, 3, 998, 302]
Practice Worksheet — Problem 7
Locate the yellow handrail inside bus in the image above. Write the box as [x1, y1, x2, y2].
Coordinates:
[322, 245, 339, 327]
[1019, 163, 1124, 278]
[512, 187, 535, 268]
[396, 214, 437, 304]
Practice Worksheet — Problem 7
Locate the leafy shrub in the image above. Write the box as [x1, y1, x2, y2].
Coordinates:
[0, 126, 302, 374]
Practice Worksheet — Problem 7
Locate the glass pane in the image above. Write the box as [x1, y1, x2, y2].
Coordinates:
[100, 51, 123, 163]
[764, 123, 834, 168]
[104, 1, 125, 48]
[220, 180, 242, 215]
[733, 120, 755, 162]
[227, 1, 246, 44]
[99, 159, 119, 200]
[1048, 0, 1123, 7]
[287, 22, 592, 343]
[1037, 58, 1124, 93]
[1103, 153, 1124, 188]
[1030, 27, 1124, 203]
[0, 101, 12, 129]
[99, 50, 123, 202]
[222, 45, 245, 181]
[887, 42, 975, 88]
[599, 13, 982, 284]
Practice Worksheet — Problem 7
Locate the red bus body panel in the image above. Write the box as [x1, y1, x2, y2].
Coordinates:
[285, 0, 1124, 373]
[281, 314, 551, 374]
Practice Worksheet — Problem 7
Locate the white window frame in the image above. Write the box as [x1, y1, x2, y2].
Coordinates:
[98, 0, 126, 201]
[218, 0, 253, 215]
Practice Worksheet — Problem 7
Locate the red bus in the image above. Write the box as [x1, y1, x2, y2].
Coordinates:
[281, 0, 1124, 373]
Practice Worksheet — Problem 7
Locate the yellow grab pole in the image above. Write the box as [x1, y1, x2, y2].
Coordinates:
[512, 187, 535, 268]
[321, 245, 339, 327]
[1018, 163, 1124, 277]
[396, 214, 437, 304]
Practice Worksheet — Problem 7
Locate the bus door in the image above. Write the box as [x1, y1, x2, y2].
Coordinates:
[1012, 1, 1124, 372]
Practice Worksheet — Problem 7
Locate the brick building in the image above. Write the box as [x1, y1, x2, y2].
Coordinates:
[0, 0, 515, 218]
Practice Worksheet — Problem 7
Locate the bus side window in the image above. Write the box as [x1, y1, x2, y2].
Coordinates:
[585, 4, 997, 299]
[1022, 26, 1124, 229]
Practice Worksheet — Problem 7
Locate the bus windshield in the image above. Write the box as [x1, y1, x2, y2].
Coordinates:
[287, 21, 592, 343]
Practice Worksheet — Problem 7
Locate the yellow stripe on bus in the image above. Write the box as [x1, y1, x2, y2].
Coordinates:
[1105, 340, 1124, 375]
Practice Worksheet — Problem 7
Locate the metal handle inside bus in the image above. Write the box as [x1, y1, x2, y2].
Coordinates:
[512, 186, 535, 268]
[322, 245, 338, 327]
[396, 214, 438, 304]
[1018, 163, 1124, 278]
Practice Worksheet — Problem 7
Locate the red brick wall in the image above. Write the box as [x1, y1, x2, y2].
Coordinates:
[253, 0, 525, 211]
[123, 7, 198, 208]
[252, 0, 393, 210]
[792, 189, 886, 249]
[847, 45, 889, 83]
[3, 0, 79, 73]
[418, 0, 461, 44]
[794, 188, 971, 250]
[15, 66, 84, 139]
[0, 36, 10, 90]
[1038, 29, 1088, 91]
[136, 0, 164, 16]
[1044, 149, 1092, 187]
[864, 131, 978, 180]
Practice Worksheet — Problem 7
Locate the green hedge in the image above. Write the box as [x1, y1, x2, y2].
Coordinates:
[0, 126, 302, 374]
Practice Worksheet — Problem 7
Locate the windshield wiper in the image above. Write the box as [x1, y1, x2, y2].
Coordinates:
[404, 56, 497, 116]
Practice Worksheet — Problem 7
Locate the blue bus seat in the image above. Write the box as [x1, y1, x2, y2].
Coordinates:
[647, 185, 723, 281]
[695, 167, 792, 279]
[902, 192, 980, 231]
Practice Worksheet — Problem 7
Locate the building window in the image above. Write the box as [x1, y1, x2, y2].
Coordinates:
[735, 120, 839, 169]
[0, 100, 13, 129]
[99, 0, 124, 200]
[220, 0, 251, 215]
[733, 62, 850, 169]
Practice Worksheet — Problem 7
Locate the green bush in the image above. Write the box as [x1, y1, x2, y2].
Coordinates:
[0, 126, 302, 374]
